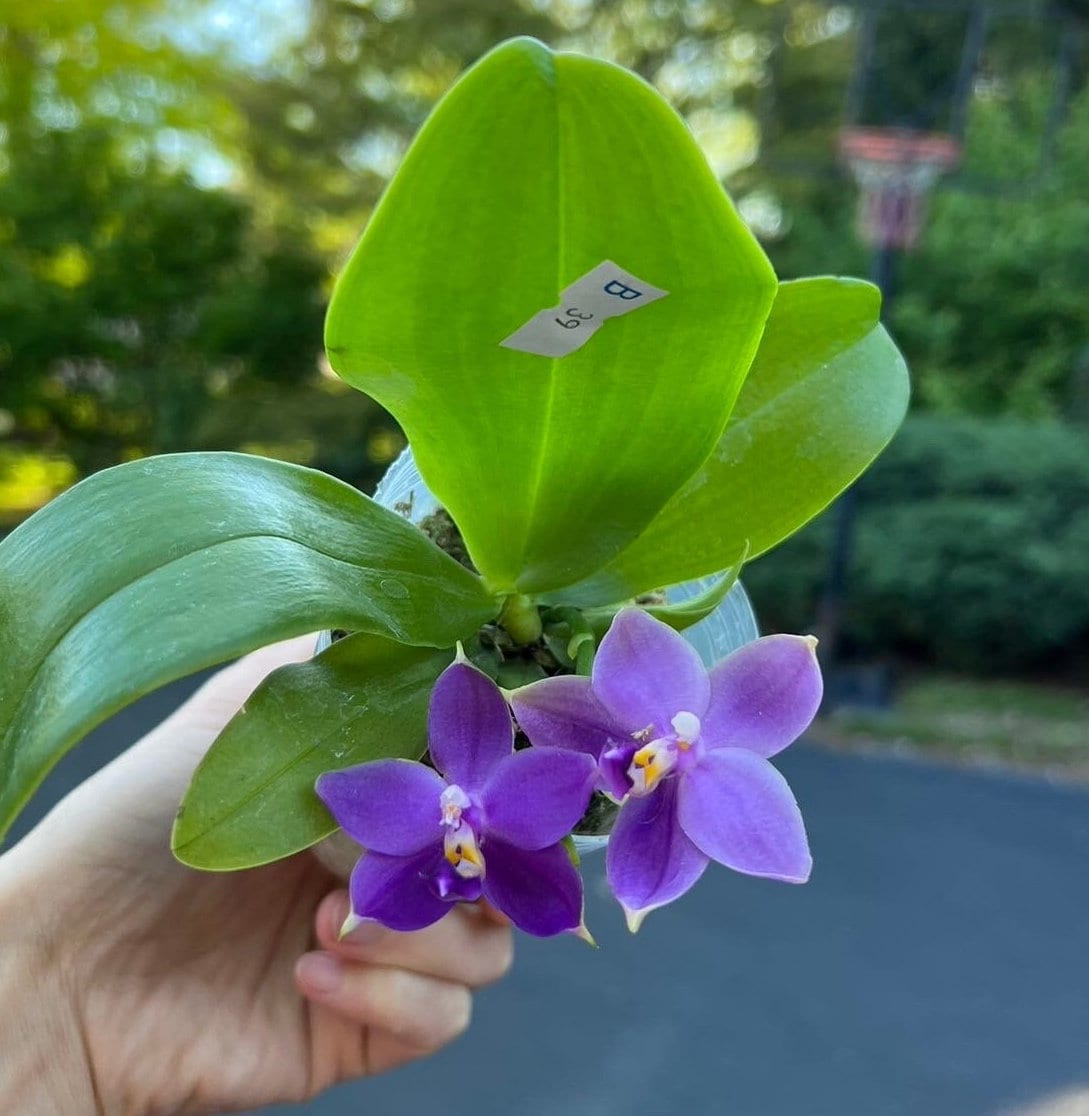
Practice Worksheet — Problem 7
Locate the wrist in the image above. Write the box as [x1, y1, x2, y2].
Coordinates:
[0, 850, 100, 1115]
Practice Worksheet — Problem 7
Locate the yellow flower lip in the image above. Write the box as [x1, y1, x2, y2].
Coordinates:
[631, 745, 664, 792]
[446, 841, 480, 867]
[628, 739, 678, 795]
[444, 822, 485, 879]
[626, 711, 700, 795]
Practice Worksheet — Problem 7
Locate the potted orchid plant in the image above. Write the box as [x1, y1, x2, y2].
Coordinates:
[0, 39, 908, 939]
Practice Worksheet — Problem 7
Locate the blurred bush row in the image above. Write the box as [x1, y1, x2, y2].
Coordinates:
[745, 414, 1089, 674]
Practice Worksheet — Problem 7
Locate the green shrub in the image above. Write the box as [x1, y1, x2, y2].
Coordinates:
[744, 415, 1089, 673]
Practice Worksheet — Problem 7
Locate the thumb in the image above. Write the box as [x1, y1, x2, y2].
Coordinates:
[164, 634, 319, 742]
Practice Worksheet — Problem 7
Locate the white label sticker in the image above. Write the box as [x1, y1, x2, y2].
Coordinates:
[500, 260, 668, 358]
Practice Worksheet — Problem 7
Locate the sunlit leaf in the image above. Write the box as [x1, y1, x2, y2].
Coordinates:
[326, 37, 777, 594]
[173, 633, 450, 870]
[0, 452, 497, 842]
[559, 277, 909, 600]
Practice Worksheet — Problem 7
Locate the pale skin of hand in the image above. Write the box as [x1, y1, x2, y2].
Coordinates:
[0, 637, 513, 1116]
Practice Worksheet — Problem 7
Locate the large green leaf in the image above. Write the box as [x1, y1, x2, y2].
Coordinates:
[326, 37, 776, 595]
[0, 453, 496, 842]
[173, 633, 449, 870]
[555, 277, 910, 601]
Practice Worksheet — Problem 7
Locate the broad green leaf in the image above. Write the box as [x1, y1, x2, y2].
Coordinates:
[173, 633, 450, 869]
[557, 277, 910, 601]
[326, 37, 777, 595]
[0, 453, 497, 842]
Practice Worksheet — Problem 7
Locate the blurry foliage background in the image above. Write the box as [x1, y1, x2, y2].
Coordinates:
[1, 0, 1087, 675]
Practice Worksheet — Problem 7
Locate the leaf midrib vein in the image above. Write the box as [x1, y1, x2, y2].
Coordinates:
[516, 54, 565, 586]
[0, 530, 459, 781]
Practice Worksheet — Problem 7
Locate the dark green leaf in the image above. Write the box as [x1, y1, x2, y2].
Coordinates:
[495, 658, 548, 689]
[0, 452, 497, 842]
[173, 633, 450, 870]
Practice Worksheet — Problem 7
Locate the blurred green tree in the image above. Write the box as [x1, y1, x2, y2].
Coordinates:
[0, 0, 391, 489]
[895, 78, 1089, 418]
[2, 0, 1087, 502]
[0, 121, 341, 474]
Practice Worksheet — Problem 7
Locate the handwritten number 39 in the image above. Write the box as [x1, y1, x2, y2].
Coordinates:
[555, 307, 593, 330]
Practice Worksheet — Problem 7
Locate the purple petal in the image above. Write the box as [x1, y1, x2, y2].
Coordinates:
[510, 675, 626, 761]
[677, 749, 812, 883]
[481, 748, 597, 850]
[428, 660, 514, 791]
[701, 634, 822, 758]
[348, 846, 452, 932]
[593, 608, 710, 734]
[316, 761, 446, 855]
[606, 779, 709, 927]
[481, 838, 584, 937]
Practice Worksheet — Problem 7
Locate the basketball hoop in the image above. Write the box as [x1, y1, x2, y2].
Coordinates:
[839, 127, 961, 251]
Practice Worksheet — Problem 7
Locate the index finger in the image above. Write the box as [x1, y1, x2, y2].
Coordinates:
[315, 890, 514, 989]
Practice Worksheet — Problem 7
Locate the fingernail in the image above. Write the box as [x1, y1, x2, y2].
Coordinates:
[297, 952, 343, 996]
[342, 917, 386, 945]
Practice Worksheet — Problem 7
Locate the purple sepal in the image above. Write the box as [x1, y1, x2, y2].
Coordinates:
[606, 780, 709, 923]
[481, 748, 596, 850]
[482, 837, 585, 937]
[349, 847, 451, 931]
[701, 635, 823, 758]
[510, 675, 624, 761]
[316, 760, 445, 856]
[678, 749, 812, 883]
[428, 661, 513, 792]
[592, 608, 710, 733]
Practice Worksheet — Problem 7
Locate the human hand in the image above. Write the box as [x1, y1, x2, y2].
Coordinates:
[0, 638, 513, 1115]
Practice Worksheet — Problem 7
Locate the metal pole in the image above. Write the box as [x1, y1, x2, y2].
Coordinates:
[948, 3, 990, 140]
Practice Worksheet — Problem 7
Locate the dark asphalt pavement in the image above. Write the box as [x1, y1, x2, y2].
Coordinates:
[7, 676, 1089, 1116]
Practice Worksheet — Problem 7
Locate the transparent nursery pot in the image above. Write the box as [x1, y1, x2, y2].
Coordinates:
[313, 448, 760, 879]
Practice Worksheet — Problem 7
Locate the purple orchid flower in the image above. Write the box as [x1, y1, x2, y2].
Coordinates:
[316, 656, 597, 938]
[510, 608, 822, 931]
